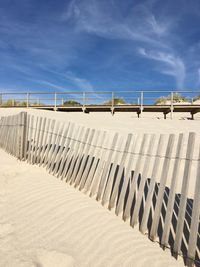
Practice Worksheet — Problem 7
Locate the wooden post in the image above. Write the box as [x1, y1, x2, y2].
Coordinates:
[19, 112, 28, 160]
[173, 132, 196, 257]
[111, 92, 114, 115]
[187, 146, 200, 266]
[26, 93, 29, 108]
[170, 92, 173, 119]
[140, 91, 143, 116]
[54, 92, 57, 111]
[0, 93, 2, 106]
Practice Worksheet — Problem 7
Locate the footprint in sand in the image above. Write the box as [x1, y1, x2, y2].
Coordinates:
[0, 223, 14, 238]
[35, 249, 77, 267]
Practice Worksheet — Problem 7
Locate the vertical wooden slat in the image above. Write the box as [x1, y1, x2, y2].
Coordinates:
[32, 117, 43, 164]
[140, 134, 165, 234]
[161, 133, 184, 248]
[46, 121, 62, 169]
[39, 118, 51, 166]
[187, 145, 200, 266]
[173, 132, 196, 256]
[79, 130, 101, 191]
[43, 119, 57, 166]
[130, 134, 156, 226]
[36, 117, 47, 164]
[96, 133, 119, 201]
[83, 131, 107, 193]
[115, 134, 138, 216]
[64, 126, 86, 182]
[23, 114, 29, 160]
[150, 134, 175, 241]
[123, 134, 149, 221]
[101, 135, 127, 206]
[59, 124, 81, 179]
[30, 116, 39, 164]
[27, 115, 34, 163]
[108, 133, 133, 210]
[56, 123, 75, 178]
[74, 129, 96, 188]
[52, 122, 70, 175]
[89, 133, 111, 198]
[48, 122, 65, 172]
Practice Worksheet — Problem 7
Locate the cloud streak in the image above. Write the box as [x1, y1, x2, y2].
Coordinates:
[138, 48, 186, 89]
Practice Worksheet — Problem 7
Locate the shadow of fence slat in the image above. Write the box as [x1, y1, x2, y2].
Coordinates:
[0, 111, 200, 267]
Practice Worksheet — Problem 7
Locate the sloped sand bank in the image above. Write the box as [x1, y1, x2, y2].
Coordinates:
[0, 149, 184, 267]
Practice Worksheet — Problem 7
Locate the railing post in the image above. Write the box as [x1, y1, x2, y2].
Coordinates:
[54, 92, 57, 111]
[170, 92, 173, 119]
[82, 92, 86, 113]
[111, 92, 114, 115]
[26, 93, 29, 108]
[0, 93, 2, 106]
[83, 92, 86, 107]
[19, 112, 27, 160]
[140, 91, 143, 115]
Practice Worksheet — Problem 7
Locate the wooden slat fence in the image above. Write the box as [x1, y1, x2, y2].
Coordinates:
[0, 111, 199, 266]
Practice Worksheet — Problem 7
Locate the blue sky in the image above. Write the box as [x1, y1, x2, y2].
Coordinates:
[0, 0, 200, 94]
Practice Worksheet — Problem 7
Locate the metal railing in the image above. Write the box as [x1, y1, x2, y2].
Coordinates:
[1, 90, 200, 118]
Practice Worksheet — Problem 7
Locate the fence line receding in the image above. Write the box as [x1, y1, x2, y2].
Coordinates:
[0, 111, 199, 267]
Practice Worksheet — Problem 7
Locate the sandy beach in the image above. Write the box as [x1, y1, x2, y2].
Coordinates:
[0, 108, 199, 267]
[0, 149, 184, 267]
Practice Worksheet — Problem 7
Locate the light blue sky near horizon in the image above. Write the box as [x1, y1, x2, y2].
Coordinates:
[0, 0, 200, 95]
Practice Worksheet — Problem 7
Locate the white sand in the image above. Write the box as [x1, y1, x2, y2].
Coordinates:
[1, 108, 199, 266]
[0, 149, 184, 267]
[1, 108, 200, 136]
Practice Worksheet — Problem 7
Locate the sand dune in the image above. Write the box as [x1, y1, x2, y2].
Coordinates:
[0, 149, 184, 267]
[1, 108, 200, 136]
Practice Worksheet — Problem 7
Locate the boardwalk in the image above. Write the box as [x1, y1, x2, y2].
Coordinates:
[1, 90, 200, 119]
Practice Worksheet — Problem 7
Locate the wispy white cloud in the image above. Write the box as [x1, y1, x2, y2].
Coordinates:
[63, 0, 169, 48]
[138, 48, 186, 89]
[146, 14, 170, 35]
[65, 71, 93, 91]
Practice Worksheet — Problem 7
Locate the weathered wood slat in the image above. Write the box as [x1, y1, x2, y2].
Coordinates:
[115, 134, 138, 216]
[39, 118, 51, 166]
[123, 134, 149, 221]
[36, 117, 47, 164]
[108, 133, 133, 210]
[83, 131, 107, 194]
[79, 130, 101, 191]
[64, 126, 87, 182]
[173, 132, 196, 256]
[161, 133, 184, 248]
[96, 133, 119, 201]
[27, 115, 34, 163]
[74, 129, 95, 188]
[130, 134, 156, 227]
[56, 123, 75, 178]
[101, 136, 125, 206]
[60, 124, 82, 180]
[48, 122, 65, 173]
[52, 122, 70, 175]
[43, 119, 57, 166]
[46, 121, 64, 170]
[89, 134, 111, 198]
[187, 146, 200, 266]
[140, 134, 165, 234]
[149, 134, 175, 241]
[32, 116, 42, 164]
